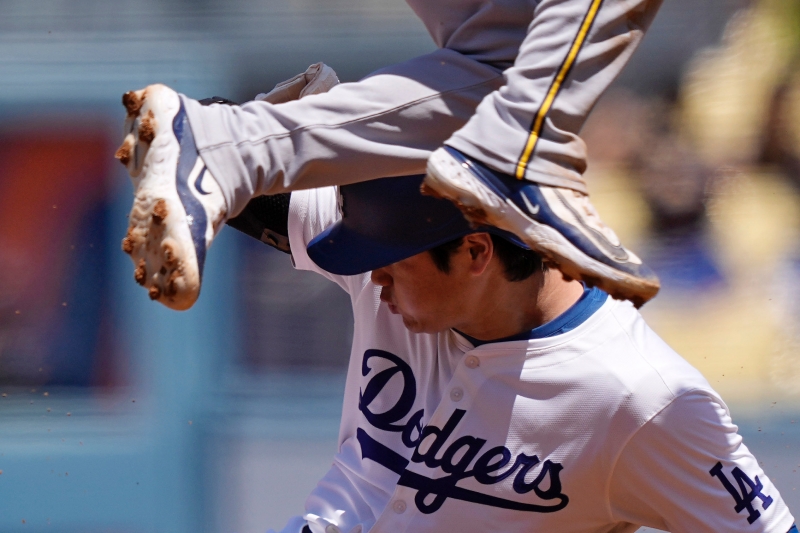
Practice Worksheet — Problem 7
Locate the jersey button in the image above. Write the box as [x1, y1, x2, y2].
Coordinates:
[392, 500, 407, 514]
[450, 387, 464, 402]
[464, 355, 480, 369]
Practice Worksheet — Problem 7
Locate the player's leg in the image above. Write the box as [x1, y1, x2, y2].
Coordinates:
[424, 0, 664, 306]
[116, 49, 503, 309]
[183, 49, 502, 216]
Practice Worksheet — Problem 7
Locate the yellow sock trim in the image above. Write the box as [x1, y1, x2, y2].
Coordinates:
[515, 0, 604, 180]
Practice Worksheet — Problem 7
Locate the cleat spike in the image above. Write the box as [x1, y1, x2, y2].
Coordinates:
[543, 260, 559, 271]
[582, 275, 601, 289]
[148, 285, 161, 300]
[162, 242, 178, 268]
[122, 90, 145, 117]
[134, 260, 147, 286]
[121, 236, 134, 255]
[454, 203, 490, 227]
[115, 136, 134, 166]
[152, 199, 168, 225]
[138, 110, 156, 143]
[419, 182, 444, 199]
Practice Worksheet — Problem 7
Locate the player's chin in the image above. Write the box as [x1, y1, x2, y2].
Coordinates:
[400, 315, 447, 335]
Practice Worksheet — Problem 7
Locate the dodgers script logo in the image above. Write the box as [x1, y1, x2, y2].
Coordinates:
[357, 349, 569, 515]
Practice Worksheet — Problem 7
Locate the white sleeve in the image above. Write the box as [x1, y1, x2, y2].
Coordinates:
[265, 461, 375, 533]
[288, 186, 371, 296]
[267, 515, 307, 533]
[608, 390, 795, 533]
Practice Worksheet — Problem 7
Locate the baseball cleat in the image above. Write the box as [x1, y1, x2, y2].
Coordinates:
[423, 146, 660, 307]
[115, 84, 227, 310]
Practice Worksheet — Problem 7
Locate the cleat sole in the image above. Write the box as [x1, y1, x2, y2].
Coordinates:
[118, 85, 202, 310]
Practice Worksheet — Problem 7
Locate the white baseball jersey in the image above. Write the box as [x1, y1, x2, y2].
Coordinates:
[271, 186, 796, 533]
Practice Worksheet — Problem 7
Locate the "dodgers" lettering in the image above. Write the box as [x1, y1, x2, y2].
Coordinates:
[357, 349, 569, 514]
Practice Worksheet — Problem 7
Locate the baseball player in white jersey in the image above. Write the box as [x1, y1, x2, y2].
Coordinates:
[115, 0, 663, 312]
[254, 173, 794, 533]
[111, 0, 797, 530]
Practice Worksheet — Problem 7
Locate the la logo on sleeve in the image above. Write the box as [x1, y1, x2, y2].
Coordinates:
[709, 462, 774, 524]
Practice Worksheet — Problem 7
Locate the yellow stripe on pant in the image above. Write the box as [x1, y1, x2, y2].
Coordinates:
[515, 0, 605, 180]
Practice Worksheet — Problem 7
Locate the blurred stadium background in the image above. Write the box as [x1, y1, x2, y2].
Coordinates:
[0, 0, 798, 531]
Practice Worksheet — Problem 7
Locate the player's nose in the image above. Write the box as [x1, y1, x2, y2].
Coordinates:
[371, 267, 392, 287]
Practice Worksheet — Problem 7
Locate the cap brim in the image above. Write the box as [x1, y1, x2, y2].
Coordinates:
[305, 174, 530, 276]
[307, 216, 474, 276]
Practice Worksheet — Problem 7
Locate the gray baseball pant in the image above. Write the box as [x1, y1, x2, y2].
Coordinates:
[183, 0, 663, 218]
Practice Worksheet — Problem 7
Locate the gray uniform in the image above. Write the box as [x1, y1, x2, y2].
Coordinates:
[183, 0, 663, 218]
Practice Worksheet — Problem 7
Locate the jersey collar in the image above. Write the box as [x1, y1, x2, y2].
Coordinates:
[454, 285, 608, 347]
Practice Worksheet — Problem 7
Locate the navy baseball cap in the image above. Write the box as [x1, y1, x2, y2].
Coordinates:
[307, 174, 529, 275]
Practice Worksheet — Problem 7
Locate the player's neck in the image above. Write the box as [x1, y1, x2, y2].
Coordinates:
[455, 269, 585, 342]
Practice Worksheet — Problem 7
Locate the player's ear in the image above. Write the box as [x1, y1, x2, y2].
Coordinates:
[463, 233, 493, 275]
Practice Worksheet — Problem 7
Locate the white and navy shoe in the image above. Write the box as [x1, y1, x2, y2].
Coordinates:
[115, 84, 227, 310]
[424, 146, 660, 307]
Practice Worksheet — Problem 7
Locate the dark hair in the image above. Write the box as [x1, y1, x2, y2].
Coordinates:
[428, 234, 545, 282]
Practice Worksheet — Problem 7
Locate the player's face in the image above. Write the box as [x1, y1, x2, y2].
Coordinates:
[370, 236, 489, 334]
